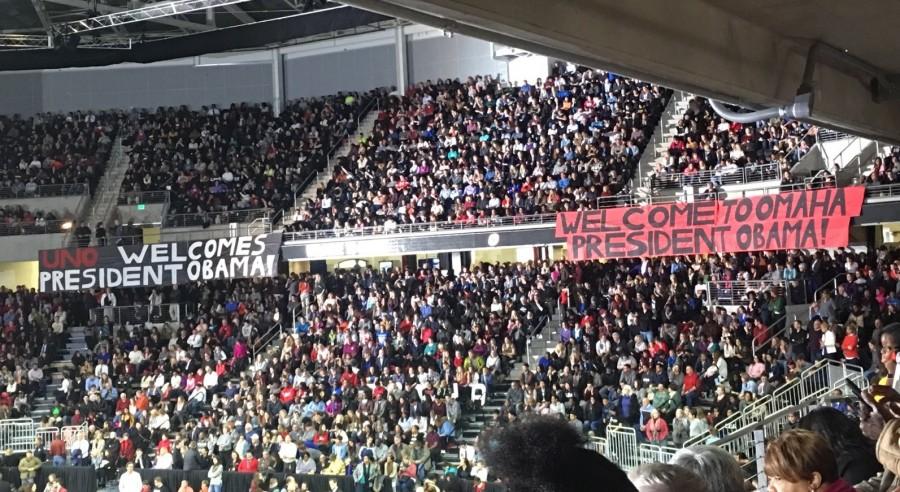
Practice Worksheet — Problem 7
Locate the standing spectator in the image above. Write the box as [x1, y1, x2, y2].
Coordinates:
[118, 462, 143, 492]
[644, 409, 669, 444]
[95, 222, 107, 246]
[74, 222, 92, 247]
[17, 451, 41, 488]
[207, 456, 223, 492]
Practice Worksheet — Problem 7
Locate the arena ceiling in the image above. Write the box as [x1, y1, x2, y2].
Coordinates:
[1, 0, 335, 39]
[340, 0, 900, 145]
[0, 0, 391, 69]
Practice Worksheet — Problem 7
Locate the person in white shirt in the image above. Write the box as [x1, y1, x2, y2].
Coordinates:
[154, 447, 173, 469]
[822, 323, 838, 357]
[118, 462, 143, 492]
[203, 370, 219, 390]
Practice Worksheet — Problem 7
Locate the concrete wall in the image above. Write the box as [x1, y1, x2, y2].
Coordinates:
[0, 234, 68, 262]
[284, 45, 397, 99]
[407, 33, 508, 83]
[0, 261, 38, 290]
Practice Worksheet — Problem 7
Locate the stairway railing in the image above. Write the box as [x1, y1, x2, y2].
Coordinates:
[752, 273, 845, 354]
[587, 360, 867, 483]
[636, 90, 690, 190]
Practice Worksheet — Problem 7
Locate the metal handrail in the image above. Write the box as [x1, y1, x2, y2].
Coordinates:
[284, 180, 900, 242]
[293, 95, 381, 210]
[652, 162, 780, 190]
[164, 208, 271, 228]
[90, 303, 185, 325]
[636, 89, 687, 189]
[752, 273, 844, 354]
[0, 218, 74, 237]
[705, 279, 786, 306]
[0, 182, 89, 199]
[252, 321, 284, 359]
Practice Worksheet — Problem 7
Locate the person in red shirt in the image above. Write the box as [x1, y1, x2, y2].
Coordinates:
[841, 324, 860, 364]
[644, 409, 669, 444]
[279, 385, 297, 405]
[119, 433, 135, 464]
[682, 365, 700, 407]
[237, 454, 259, 473]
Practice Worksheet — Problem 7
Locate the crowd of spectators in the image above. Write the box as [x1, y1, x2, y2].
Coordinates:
[0, 206, 64, 236]
[489, 246, 899, 456]
[26, 260, 552, 491]
[7, 240, 900, 491]
[289, 65, 668, 232]
[865, 146, 900, 187]
[120, 93, 377, 224]
[651, 97, 815, 190]
[0, 111, 120, 198]
[0, 285, 84, 421]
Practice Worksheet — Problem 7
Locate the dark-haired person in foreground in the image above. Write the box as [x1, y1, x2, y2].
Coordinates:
[479, 416, 637, 492]
[799, 407, 882, 485]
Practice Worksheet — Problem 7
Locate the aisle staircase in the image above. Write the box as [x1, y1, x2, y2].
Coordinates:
[32, 326, 88, 420]
[81, 137, 130, 241]
[297, 109, 381, 206]
[435, 310, 558, 472]
[635, 90, 692, 195]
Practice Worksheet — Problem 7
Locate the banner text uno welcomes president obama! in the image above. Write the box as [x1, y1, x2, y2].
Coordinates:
[38, 233, 283, 292]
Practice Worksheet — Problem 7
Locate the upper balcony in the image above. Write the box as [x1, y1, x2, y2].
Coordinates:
[0, 184, 90, 262]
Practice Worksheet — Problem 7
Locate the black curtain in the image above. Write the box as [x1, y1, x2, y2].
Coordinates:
[134, 469, 506, 492]
[0, 466, 97, 492]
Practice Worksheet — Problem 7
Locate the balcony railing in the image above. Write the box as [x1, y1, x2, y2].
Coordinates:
[117, 190, 170, 205]
[0, 182, 88, 199]
[0, 219, 71, 237]
[164, 208, 270, 228]
[651, 162, 780, 189]
[282, 180, 900, 243]
[90, 303, 191, 325]
[706, 280, 786, 306]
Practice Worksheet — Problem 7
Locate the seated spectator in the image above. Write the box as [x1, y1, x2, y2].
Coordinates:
[764, 429, 855, 492]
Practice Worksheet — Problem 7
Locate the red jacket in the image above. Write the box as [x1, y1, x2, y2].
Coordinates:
[682, 372, 700, 393]
[237, 456, 259, 473]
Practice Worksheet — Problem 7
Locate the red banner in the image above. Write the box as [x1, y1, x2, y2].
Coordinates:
[555, 186, 866, 261]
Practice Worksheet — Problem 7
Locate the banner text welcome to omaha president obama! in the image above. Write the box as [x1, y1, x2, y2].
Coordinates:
[38, 233, 282, 292]
[555, 187, 865, 261]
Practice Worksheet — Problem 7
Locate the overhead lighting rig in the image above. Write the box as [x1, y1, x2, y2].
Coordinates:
[55, 0, 252, 34]
[0, 34, 133, 50]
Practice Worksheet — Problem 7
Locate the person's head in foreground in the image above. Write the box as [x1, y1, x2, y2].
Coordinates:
[628, 463, 710, 492]
[764, 429, 853, 492]
[670, 445, 744, 492]
[479, 415, 637, 492]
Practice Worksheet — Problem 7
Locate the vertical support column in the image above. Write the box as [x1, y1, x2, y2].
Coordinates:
[753, 429, 767, 491]
[395, 23, 408, 92]
[271, 47, 285, 117]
